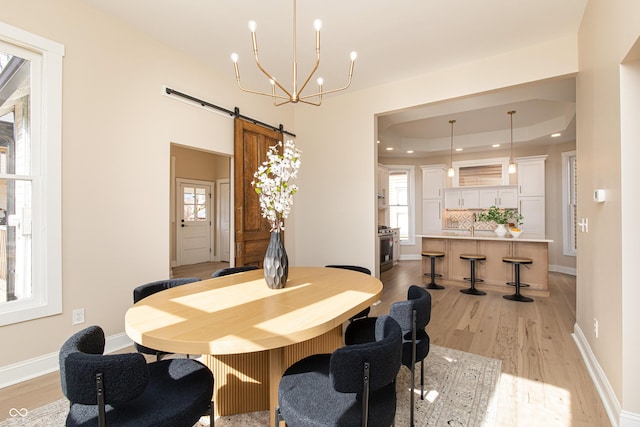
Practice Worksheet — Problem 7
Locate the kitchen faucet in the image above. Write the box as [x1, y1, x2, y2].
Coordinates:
[469, 213, 476, 236]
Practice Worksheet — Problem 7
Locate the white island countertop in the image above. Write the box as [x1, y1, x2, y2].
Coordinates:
[418, 231, 553, 243]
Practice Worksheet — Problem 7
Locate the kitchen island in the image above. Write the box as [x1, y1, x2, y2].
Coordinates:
[419, 232, 553, 296]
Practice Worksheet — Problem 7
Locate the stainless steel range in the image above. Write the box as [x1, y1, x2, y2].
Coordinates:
[378, 226, 394, 272]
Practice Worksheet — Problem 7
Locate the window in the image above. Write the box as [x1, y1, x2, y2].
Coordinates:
[562, 151, 577, 256]
[387, 165, 415, 245]
[452, 158, 510, 187]
[0, 22, 64, 326]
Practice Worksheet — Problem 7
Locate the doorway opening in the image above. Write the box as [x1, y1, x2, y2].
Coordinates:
[170, 144, 231, 269]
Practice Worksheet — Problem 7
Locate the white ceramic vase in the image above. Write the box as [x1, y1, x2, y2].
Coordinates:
[494, 223, 508, 237]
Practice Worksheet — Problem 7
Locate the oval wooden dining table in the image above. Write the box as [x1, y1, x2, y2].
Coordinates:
[125, 266, 382, 426]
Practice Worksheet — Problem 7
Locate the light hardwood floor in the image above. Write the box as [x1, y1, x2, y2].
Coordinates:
[0, 260, 610, 426]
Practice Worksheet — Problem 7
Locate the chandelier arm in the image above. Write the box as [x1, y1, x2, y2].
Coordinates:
[299, 60, 355, 100]
[299, 77, 352, 100]
[297, 56, 321, 99]
[273, 98, 292, 106]
[299, 97, 322, 107]
[249, 31, 293, 99]
[296, 29, 321, 98]
[233, 75, 293, 100]
[252, 59, 293, 99]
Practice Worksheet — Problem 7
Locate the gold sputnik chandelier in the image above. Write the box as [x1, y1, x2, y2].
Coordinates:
[230, 0, 357, 106]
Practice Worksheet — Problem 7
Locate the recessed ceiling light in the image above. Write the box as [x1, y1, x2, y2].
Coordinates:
[455, 148, 463, 152]
[492, 144, 500, 148]
[551, 133, 561, 138]
[406, 150, 414, 154]
[386, 147, 393, 151]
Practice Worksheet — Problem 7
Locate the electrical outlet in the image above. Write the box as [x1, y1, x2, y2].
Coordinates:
[72, 308, 85, 325]
[594, 318, 599, 338]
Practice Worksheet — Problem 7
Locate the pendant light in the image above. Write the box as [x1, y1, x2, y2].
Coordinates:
[448, 119, 456, 177]
[508, 110, 516, 174]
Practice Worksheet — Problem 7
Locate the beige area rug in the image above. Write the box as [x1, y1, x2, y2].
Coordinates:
[0, 345, 500, 427]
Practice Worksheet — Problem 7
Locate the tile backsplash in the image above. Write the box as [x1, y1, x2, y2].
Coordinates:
[444, 210, 507, 230]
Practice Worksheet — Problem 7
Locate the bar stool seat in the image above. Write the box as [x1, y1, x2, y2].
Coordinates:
[460, 254, 486, 296]
[502, 256, 533, 302]
[421, 251, 445, 290]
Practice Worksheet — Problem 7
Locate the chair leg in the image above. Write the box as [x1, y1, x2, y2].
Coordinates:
[210, 401, 215, 427]
[275, 407, 282, 426]
[410, 364, 415, 427]
[420, 359, 425, 400]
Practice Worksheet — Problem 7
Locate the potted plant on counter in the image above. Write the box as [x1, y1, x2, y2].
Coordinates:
[509, 212, 525, 238]
[477, 205, 515, 237]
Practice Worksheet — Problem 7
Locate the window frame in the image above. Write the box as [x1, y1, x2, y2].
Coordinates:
[562, 151, 577, 257]
[386, 165, 415, 246]
[451, 157, 511, 187]
[0, 22, 63, 326]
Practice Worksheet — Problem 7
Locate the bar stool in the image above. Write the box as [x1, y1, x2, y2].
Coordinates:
[459, 254, 486, 296]
[421, 251, 445, 290]
[502, 256, 534, 302]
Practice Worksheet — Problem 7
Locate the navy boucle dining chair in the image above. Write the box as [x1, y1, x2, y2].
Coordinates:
[211, 265, 258, 277]
[59, 325, 214, 427]
[276, 315, 402, 427]
[345, 285, 432, 427]
[325, 264, 373, 321]
[132, 277, 201, 361]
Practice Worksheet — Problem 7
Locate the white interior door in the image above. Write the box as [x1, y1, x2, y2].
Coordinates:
[177, 180, 213, 266]
[217, 179, 230, 262]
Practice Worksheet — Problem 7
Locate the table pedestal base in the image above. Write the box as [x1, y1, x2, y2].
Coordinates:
[205, 325, 344, 425]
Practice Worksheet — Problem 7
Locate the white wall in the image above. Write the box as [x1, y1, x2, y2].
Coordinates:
[0, 0, 293, 368]
[578, 0, 640, 420]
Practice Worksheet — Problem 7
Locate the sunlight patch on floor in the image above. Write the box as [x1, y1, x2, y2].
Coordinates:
[498, 372, 572, 427]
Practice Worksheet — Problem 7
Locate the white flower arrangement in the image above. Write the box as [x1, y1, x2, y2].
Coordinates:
[251, 140, 302, 232]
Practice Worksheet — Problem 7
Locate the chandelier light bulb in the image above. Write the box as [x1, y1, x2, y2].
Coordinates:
[231, 53, 239, 63]
[248, 20, 257, 32]
[269, 79, 276, 86]
[350, 51, 358, 61]
[316, 77, 324, 86]
[313, 19, 322, 31]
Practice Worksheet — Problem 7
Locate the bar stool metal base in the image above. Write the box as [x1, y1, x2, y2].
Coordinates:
[503, 293, 534, 302]
[502, 256, 534, 303]
[461, 287, 486, 296]
[422, 251, 445, 290]
[459, 254, 486, 296]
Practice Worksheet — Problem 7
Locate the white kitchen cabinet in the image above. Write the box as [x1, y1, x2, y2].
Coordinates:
[377, 165, 389, 209]
[517, 156, 547, 236]
[479, 186, 518, 209]
[517, 157, 546, 197]
[422, 199, 442, 232]
[519, 197, 545, 236]
[444, 189, 480, 209]
[420, 165, 446, 233]
[422, 166, 445, 199]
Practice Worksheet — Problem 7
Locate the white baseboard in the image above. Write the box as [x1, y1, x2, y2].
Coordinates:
[399, 254, 421, 261]
[572, 323, 625, 427]
[0, 331, 133, 389]
[549, 264, 576, 275]
[622, 411, 640, 427]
